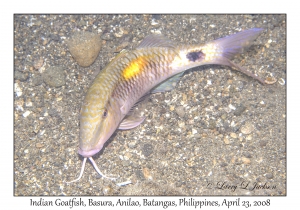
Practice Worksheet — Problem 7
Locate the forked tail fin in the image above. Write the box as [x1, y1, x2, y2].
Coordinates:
[210, 28, 266, 84]
[214, 28, 264, 60]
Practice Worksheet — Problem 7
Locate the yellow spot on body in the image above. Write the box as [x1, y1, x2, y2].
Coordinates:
[122, 56, 147, 80]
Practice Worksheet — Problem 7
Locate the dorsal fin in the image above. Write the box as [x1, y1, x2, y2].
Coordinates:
[137, 34, 175, 49]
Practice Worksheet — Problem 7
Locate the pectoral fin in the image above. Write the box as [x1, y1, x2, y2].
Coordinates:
[118, 116, 146, 130]
[151, 72, 184, 93]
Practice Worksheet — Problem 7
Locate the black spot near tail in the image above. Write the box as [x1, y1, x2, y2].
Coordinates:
[186, 50, 205, 62]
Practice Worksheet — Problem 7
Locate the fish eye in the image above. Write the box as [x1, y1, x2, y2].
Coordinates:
[102, 109, 108, 118]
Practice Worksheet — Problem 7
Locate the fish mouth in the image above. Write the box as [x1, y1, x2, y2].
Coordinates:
[78, 147, 101, 158]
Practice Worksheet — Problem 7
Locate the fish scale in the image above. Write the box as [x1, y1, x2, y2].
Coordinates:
[114, 48, 176, 103]
[66, 28, 266, 183]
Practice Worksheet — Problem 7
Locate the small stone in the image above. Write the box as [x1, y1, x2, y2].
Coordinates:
[170, 105, 175, 111]
[23, 110, 31, 118]
[208, 120, 216, 129]
[128, 141, 137, 149]
[178, 121, 185, 128]
[25, 100, 33, 107]
[242, 157, 251, 164]
[67, 31, 101, 67]
[114, 30, 124, 38]
[175, 106, 185, 118]
[14, 83, 22, 97]
[43, 66, 65, 87]
[246, 135, 252, 140]
[192, 128, 197, 135]
[135, 170, 145, 180]
[101, 33, 113, 41]
[229, 104, 236, 110]
[142, 167, 152, 180]
[42, 38, 50, 45]
[15, 71, 29, 81]
[234, 105, 246, 116]
[103, 185, 113, 195]
[50, 34, 60, 42]
[241, 122, 255, 135]
[32, 74, 43, 86]
[142, 144, 153, 157]
[36, 143, 44, 148]
[278, 78, 285, 85]
[259, 101, 266, 107]
[243, 151, 252, 158]
[124, 152, 132, 160]
[259, 140, 268, 147]
[84, 182, 90, 188]
[33, 57, 44, 70]
[224, 137, 230, 144]
[114, 41, 129, 52]
[220, 162, 228, 167]
[221, 114, 227, 120]
[265, 173, 273, 179]
[265, 77, 277, 85]
[230, 132, 238, 139]
[122, 160, 130, 167]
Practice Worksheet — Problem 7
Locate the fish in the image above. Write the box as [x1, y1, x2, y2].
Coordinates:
[66, 28, 265, 183]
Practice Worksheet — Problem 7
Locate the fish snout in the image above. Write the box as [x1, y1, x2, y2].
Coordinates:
[78, 145, 103, 158]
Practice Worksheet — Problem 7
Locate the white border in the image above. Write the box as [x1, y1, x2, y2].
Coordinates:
[4, 0, 296, 208]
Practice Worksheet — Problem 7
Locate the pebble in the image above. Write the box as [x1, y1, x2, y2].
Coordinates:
[103, 185, 113, 195]
[114, 41, 129, 52]
[220, 162, 228, 167]
[15, 71, 29, 81]
[31, 74, 43, 86]
[230, 132, 238, 139]
[264, 77, 277, 85]
[33, 57, 44, 70]
[124, 152, 132, 160]
[170, 105, 175, 111]
[142, 167, 152, 180]
[101, 33, 113, 41]
[224, 137, 230, 144]
[243, 151, 252, 158]
[229, 104, 236, 110]
[67, 31, 101, 67]
[246, 135, 253, 140]
[128, 141, 137, 149]
[175, 106, 185, 118]
[265, 173, 274, 179]
[23, 110, 31, 118]
[25, 100, 33, 107]
[241, 122, 255, 135]
[278, 78, 285, 85]
[192, 128, 197, 135]
[142, 144, 153, 157]
[178, 121, 185, 128]
[135, 170, 145, 180]
[234, 104, 246, 116]
[36, 143, 44, 148]
[43, 66, 66, 87]
[241, 157, 251, 164]
[259, 140, 268, 147]
[14, 83, 23, 97]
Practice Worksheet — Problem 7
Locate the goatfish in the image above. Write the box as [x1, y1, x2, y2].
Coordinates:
[66, 28, 265, 183]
